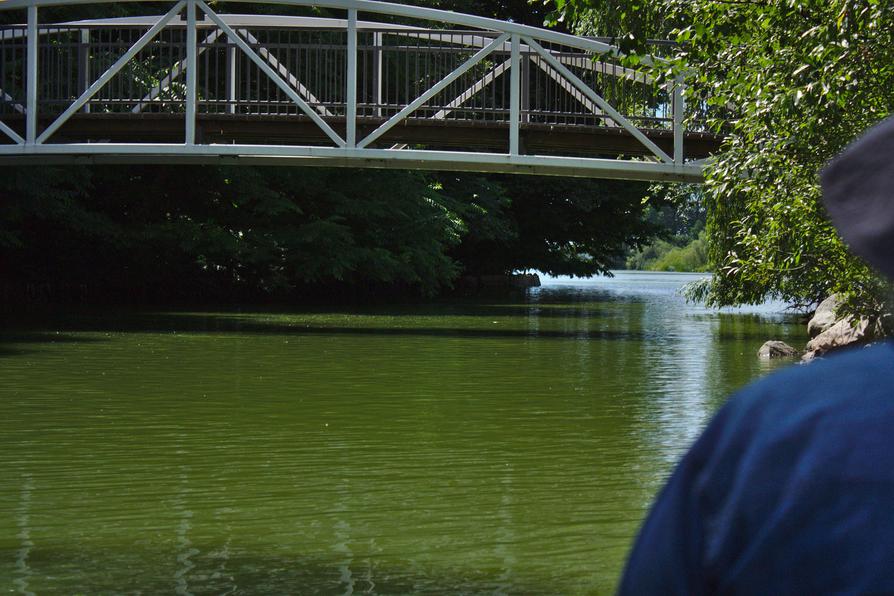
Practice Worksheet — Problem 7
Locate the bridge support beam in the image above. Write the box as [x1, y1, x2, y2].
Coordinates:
[509, 34, 520, 155]
[0, 143, 705, 182]
[346, 9, 357, 147]
[26, 4, 37, 144]
[185, 0, 197, 144]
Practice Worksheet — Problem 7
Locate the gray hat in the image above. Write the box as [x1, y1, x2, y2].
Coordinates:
[821, 116, 894, 278]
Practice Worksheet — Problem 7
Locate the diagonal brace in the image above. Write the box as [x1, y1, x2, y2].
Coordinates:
[0, 120, 24, 144]
[432, 58, 510, 120]
[198, 0, 344, 147]
[0, 90, 25, 114]
[37, 1, 186, 144]
[133, 28, 222, 113]
[532, 56, 603, 117]
[358, 33, 509, 149]
[524, 36, 672, 163]
[243, 30, 333, 117]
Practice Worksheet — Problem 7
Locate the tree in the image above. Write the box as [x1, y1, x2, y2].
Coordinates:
[458, 174, 657, 276]
[0, 165, 467, 300]
[550, 0, 894, 317]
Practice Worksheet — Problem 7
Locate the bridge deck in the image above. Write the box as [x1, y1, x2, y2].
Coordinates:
[0, 113, 721, 160]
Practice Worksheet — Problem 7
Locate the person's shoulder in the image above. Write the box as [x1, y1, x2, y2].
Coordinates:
[729, 340, 894, 417]
[701, 340, 894, 459]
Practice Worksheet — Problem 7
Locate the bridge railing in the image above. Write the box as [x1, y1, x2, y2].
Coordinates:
[0, 0, 707, 182]
[0, 24, 677, 127]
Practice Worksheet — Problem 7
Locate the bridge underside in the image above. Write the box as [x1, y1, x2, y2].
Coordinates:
[0, 148, 709, 183]
[0, 113, 719, 157]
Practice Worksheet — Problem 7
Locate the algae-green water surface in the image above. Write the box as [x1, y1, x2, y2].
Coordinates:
[0, 272, 807, 594]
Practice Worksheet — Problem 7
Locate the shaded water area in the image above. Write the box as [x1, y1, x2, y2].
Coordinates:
[0, 272, 807, 594]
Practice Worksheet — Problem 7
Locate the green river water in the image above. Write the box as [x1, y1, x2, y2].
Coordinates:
[0, 272, 808, 594]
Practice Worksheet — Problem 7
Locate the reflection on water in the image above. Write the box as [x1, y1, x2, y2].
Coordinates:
[0, 272, 806, 594]
[14, 473, 33, 596]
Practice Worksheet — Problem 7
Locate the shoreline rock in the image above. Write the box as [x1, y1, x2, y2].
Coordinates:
[807, 295, 841, 338]
[758, 340, 799, 359]
[802, 315, 876, 362]
[760, 294, 885, 363]
[801, 295, 884, 362]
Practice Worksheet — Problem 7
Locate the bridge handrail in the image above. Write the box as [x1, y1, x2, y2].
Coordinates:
[0, 0, 664, 65]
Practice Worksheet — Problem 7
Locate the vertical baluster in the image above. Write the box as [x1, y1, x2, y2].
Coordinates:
[673, 73, 684, 164]
[521, 45, 529, 123]
[403, 33, 408, 114]
[241, 30, 249, 114]
[252, 31, 264, 114]
[277, 29, 282, 115]
[79, 28, 90, 113]
[124, 29, 131, 111]
[374, 31, 382, 117]
[262, 32, 268, 115]
[226, 36, 236, 114]
[0, 37, 6, 112]
[202, 27, 210, 114]
[55, 28, 61, 110]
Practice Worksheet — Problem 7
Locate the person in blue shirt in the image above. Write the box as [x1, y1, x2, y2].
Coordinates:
[618, 116, 894, 595]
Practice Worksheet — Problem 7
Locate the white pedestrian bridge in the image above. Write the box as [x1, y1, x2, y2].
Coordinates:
[0, 0, 718, 181]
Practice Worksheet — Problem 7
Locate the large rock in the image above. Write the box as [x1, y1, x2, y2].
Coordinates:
[807, 295, 841, 338]
[802, 316, 874, 361]
[758, 340, 799, 359]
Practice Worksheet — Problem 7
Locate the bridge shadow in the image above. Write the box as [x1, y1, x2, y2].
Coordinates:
[0, 301, 652, 346]
[0, 331, 107, 359]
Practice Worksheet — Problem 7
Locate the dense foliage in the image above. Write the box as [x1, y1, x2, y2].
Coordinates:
[626, 231, 708, 273]
[552, 0, 894, 317]
[0, 164, 657, 302]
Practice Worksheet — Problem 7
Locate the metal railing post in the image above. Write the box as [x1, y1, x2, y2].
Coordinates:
[79, 29, 91, 113]
[509, 33, 520, 155]
[346, 9, 357, 147]
[26, 3, 37, 144]
[374, 31, 383, 117]
[185, 0, 197, 144]
[673, 74, 684, 165]
[227, 39, 237, 114]
[521, 47, 530, 123]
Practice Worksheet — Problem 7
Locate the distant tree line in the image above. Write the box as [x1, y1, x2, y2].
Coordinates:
[625, 184, 708, 272]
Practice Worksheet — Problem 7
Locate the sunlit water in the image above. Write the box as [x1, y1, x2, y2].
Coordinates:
[0, 272, 807, 594]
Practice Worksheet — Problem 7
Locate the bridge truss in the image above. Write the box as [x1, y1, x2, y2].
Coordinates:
[0, 0, 714, 181]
